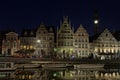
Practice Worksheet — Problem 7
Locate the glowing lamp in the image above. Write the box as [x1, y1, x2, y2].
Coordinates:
[37, 40, 40, 43]
[94, 20, 98, 24]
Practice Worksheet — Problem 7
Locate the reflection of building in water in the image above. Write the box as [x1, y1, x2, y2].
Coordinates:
[14, 70, 37, 80]
[0, 68, 120, 80]
[74, 69, 96, 80]
[51, 69, 97, 80]
[95, 69, 120, 80]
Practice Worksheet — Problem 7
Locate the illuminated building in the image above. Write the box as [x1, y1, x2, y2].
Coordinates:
[19, 29, 36, 57]
[95, 70, 120, 80]
[1, 16, 120, 59]
[91, 28, 118, 59]
[52, 69, 96, 80]
[2, 32, 20, 56]
[35, 23, 54, 57]
[113, 30, 120, 58]
[74, 24, 90, 58]
[56, 16, 74, 59]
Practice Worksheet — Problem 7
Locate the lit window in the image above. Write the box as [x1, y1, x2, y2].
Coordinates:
[23, 46, 26, 49]
[30, 46, 33, 49]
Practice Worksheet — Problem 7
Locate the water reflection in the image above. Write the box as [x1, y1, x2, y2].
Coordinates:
[0, 68, 120, 80]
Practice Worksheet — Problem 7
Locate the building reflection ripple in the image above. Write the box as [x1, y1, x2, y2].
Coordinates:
[0, 68, 120, 80]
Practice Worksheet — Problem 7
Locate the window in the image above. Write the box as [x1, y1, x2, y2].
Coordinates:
[50, 37, 52, 40]
[14, 42, 16, 47]
[106, 34, 108, 36]
[79, 44, 81, 48]
[82, 44, 84, 48]
[6, 63, 11, 68]
[14, 37, 16, 40]
[75, 39, 77, 42]
[85, 44, 88, 48]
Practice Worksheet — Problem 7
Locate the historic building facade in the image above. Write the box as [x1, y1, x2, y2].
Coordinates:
[35, 23, 54, 58]
[74, 25, 90, 58]
[1, 17, 120, 59]
[2, 32, 20, 56]
[19, 29, 36, 57]
[56, 16, 74, 59]
[92, 28, 119, 59]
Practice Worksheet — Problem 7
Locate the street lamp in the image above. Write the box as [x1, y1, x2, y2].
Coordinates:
[36, 39, 41, 58]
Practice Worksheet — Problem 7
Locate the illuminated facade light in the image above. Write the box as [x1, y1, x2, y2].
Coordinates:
[37, 40, 40, 43]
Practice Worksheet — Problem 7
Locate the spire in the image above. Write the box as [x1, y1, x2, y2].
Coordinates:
[40, 22, 44, 26]
[39, 22, 46, 28]
[49, 27, 53, 33]
[80, 24, 83, 27]
[93, 9, 99, 34]
[72, 27, 74, 32]
[63, 16, 69, 24]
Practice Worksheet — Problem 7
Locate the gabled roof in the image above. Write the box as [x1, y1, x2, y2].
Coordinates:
[75, 24, 88, 34]
[47, 26, 55, 33]
[89, 28, 117, 42]
[37, 22, 47, 31]
[6, 32, 18, 36]
[89, 28, 108, 42]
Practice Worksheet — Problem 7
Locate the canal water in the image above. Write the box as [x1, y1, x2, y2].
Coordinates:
[0, 67, 120, 80]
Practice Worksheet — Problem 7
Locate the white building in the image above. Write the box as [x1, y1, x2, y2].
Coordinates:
[74, 25, 90, 58]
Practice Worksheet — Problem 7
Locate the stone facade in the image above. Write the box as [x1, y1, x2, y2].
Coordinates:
[1, 17, 120, 59]
[74, 25, 90, 58]
[20, 30, 36, 50]
[56, 16, 74, 59]
[35, 23, 54, 58]
[92, 28, 118, 59]
[2, 32, 20, 56]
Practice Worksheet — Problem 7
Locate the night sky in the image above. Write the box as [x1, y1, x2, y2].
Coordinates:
[0, 0, 120, 35]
